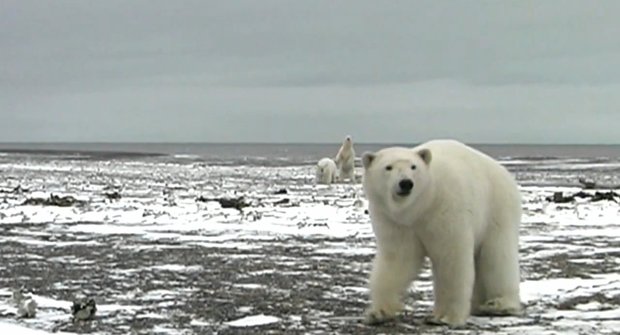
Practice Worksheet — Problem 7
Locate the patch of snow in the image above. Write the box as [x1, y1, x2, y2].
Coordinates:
[136, 312, 167, 319]
[234, 283, 264, 290]
[0, 321, 76, 335]
[314, 247, 375, 255]
[31, 294, 72, 310]
[152, 325, 190, 334]
[237, 306, 254, 313]
[190, 319, 211, 327]
[146, 264, 203, 272]
[140, 289, 179, 301]
[521, 275, 620, 304]
[225, 314, 280, 327]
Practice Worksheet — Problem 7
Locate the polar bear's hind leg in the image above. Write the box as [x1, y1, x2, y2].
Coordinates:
[472, 217, 522, 316]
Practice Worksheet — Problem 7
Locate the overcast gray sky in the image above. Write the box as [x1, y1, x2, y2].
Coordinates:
[1, 1, 619, 144]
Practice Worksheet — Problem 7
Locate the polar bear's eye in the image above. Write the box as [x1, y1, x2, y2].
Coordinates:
[411, 165, 417, 170]
[385, 165, 393, 171]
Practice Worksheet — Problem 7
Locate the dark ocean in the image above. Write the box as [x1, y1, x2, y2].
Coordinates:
[0, 142, 619, 167]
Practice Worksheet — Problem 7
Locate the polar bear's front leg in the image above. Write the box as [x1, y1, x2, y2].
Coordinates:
[364, 243, 424, 325]
[429, 239, 475, 327]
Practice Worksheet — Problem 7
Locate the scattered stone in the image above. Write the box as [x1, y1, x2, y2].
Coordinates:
[245, 210, 263, 222]
[22, 194, 86, 207]
[196, 196, 249, 211]
[546, 190, 619, 204]
[17, 298, 37, 318]
[546, 192, 573, 204]
[103, 184, 122, 191]
[71, 298, 97, 321]
[273, 188, 288, 195]
[591, 191, 619, 202]
[572, 191, 592, 199]
[165, 197, 177, 206]
[103, 191, 121, 201]
[273, 198, 290, 205]
[557, 292, 620, 310]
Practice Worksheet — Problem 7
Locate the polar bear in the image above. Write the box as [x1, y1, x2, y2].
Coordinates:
[361, 139, 522, 326]
[315, 157, 338, 185]
[335, 135, 356, 183]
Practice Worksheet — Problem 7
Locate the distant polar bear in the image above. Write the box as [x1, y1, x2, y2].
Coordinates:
[315, 157, 338, 185]
[361, 139, 522, 326]
[335, 135, 356, 183]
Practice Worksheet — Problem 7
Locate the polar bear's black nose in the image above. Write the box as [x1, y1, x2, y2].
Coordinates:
[398, 179, 414, 192]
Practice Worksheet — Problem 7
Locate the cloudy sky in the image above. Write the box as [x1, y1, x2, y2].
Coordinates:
[1, 1, 619, 144]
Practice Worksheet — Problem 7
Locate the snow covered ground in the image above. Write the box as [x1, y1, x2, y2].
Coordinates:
[0, 153, 619, 334]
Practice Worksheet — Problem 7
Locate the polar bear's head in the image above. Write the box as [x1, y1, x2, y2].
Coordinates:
[341, 135, 353, 149]
[361, 147, 432, 207]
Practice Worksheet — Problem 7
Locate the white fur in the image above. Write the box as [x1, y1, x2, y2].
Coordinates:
[315, 157, 338, 185]
[335, 135, 356, 183]
[361, 139, 522, 326]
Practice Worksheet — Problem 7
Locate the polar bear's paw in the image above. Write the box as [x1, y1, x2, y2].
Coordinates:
[473, 297, 523, 317]
[363, 302, 402, 325]
[425, 314, 468, 328]
[426, 307, 468, 327]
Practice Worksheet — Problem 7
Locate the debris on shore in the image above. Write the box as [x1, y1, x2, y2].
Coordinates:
[546, 190, 619, 204]
[196, 196, 249, 211]
[21, 194, 87, 207]
[103, 191, 121, 201]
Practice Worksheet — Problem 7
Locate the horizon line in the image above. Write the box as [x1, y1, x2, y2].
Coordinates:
[0, 141, 619, 146]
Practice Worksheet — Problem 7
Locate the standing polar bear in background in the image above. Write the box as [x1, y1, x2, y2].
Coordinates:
[335, 135, 356, 183]
[361, 139, 522, 326]
[315, 157, 338, 185]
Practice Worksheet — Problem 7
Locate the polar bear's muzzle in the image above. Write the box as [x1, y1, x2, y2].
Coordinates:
[396, 178, 414, 196]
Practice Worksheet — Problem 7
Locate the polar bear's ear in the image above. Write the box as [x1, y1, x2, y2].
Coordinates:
[362, 152, 376, 169]
[417, 148, 432, 165]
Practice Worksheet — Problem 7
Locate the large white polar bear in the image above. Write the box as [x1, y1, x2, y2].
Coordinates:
[335, 135, 356, 183]
[315, 157, 338, 185]
[361, 139, 522, 326]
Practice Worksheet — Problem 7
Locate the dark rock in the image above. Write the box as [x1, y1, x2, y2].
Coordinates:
[546, 190, 619, 204]
[273, 198, 290, 205]
[103, 184, 121, 191]
[103, 191, 121, 201]
[591, 191, 619, 202]
[196, 196, 249, 211]
[71, 298, 97, 321]
[22, 194, 86, 207]
[274, 188, 288, 195]
[546, 192, 573, 203]
[573, 191, 591, 199]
